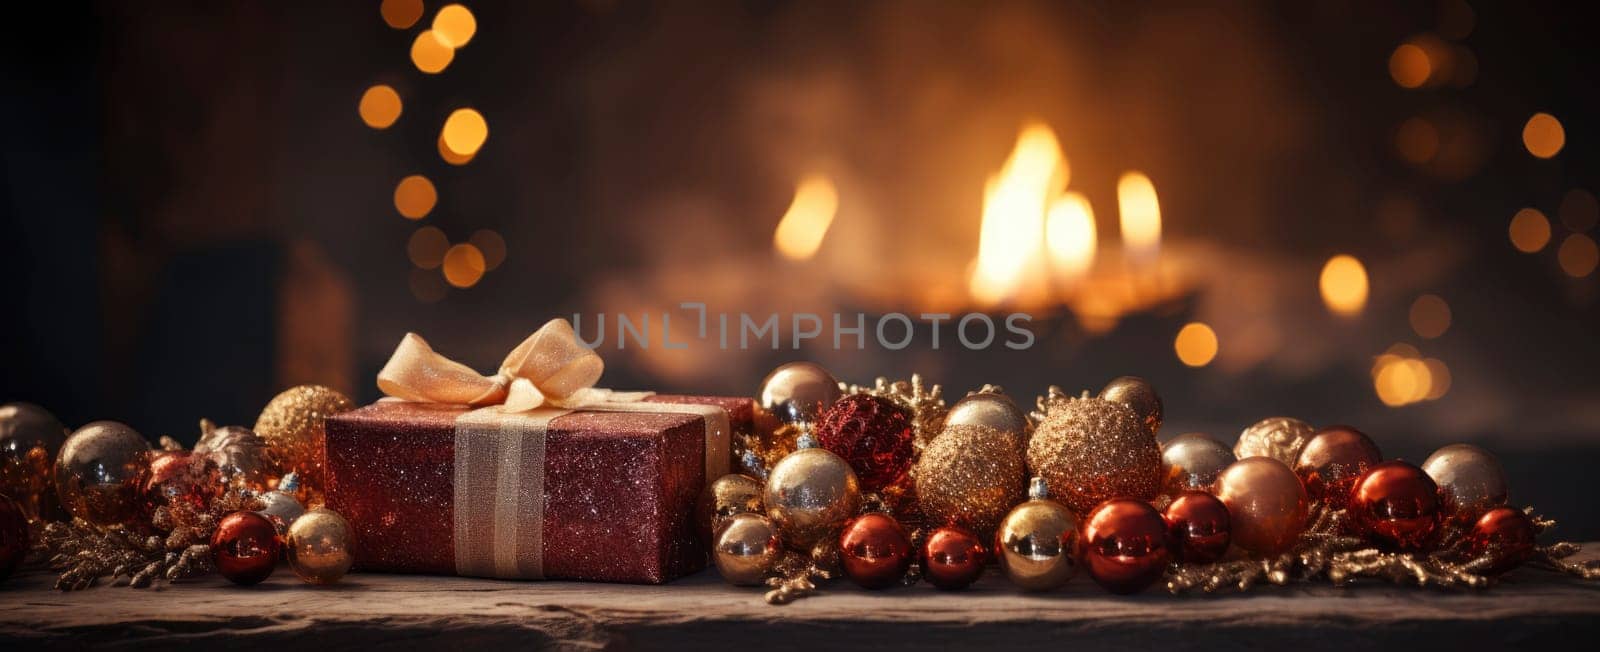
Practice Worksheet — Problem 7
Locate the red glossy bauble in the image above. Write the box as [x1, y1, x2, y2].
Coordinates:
[1348, 461, 1440, 552]
[815, 395, 915, 492]
[0, 493, 28, 581]
[1164, 491, 1231, 563]
[1294, 425, 1382, 509]
[211, 511, 280, 585]
[921, 526, 986, 590]
[838, 512, 912, 589]
[1466, 507, 1537, 575]
[141, 451, 223, 522]
[1083, 499, 1171, 594]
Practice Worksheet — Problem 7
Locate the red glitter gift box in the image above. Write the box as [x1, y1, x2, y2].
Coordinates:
[324, 395, 752, 584]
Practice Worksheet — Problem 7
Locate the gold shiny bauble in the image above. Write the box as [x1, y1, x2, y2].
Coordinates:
[0, 402, 69, 520]
[1234, 417, 1316, 466]
[1026, 396, 1160, 514]
[944, 391, 1029, 441]
[758, 362, 842, 427]
[1098, 376, 1163, 435]
[195, 422, 276, 492]
[254, 385, 354, 504]
[915, 424, 1026, 539]
[698, 473, 764, 539]
[1422, 443, 1508, 523]
[285, 508, 354, 584]
[1215, 457, 1309, 557]
[713, 513, 783, 585]
[763, 446, 861, 550]
[1160, 433, 1236, 496]
[54, 421, 151, 526]
[994, 481, 1082, 591]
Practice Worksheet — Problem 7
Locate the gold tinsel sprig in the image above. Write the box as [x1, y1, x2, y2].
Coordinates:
[1029, 385, 1087, 424]
[35, 490, 263, 590]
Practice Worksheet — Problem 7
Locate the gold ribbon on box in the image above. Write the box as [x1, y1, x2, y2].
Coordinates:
[376, 317, 730, 579]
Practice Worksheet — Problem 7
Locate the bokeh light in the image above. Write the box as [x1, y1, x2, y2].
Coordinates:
[442, 244, 487, 288]
[411, 31, 455, 74]
[1558, 188, 1598, 232]
[381, 0, 424, 29]
[438, 135, 474, 165]
[1422, 358, 1451, 401]
[1395, 117, 1439, 164]
[1372, 343, 1440, 407]
[1174, 322, 1219, 367]
[407, 226, 449, 269]
[1509, 208, 1552, 253]
[1319, 254, 1369, 317]
[358, 84, 402, 129]
[1388, 43, 1431, 89]
[393, 175, 437, 220]
[468, 230, 507, 271]
[1409, 294, 1451, 339]
[1522, 113, 1565, 159]
[1558, 234, 1599, 278]
[441, 108, 489, 157]
[432, 4, 478, 48]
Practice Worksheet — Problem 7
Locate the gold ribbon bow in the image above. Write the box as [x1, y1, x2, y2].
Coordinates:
[378, 318, 642, 412]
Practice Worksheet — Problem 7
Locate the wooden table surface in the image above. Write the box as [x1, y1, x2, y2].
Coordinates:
[3, 547, 1598, 651]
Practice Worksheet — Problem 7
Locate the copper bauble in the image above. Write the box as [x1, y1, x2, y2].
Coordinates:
[945, 391, 1029, 440]
[914, 423, 1026, 539]
[286, 508, 354, 584]
[697, 474, 764, 542]
[815, 394, 915, 492]
[1098, 376, 1163, 435]
[1215, 457, 1308, 557]
[195, 422, 276, 492]
[0, 494, 27, 581]
[254, 385, 354, 504]
[994, 478, 1083, 591]
[55, 421, 152, 526]
[764, 443, 861, 550]
[758, 362, 842, 427]
[713, 513, 783, 585]
[1294, 425, 1382, 509]
[1026, 395, 1160, 514]
[1466, 506, 1537, 575]
[1164, 490, 1231, 563]
[0, 402, 68, 521]
[1421, 444, 1508, 523]
[922, 526, 986, 590]
[212, 511, 281, 585]
[1083, 499, 1171, 594]
[1159, 433, 1235, 496]
[838, 512, 912, 589]
[1235, 417, 1317, 466]
[140, 451, 222, 522]
[1349, 460, 1440, 552]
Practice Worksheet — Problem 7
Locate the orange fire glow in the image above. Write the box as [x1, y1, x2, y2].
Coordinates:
[773, 175, 839, 261]
[969, 123, 1069, 306]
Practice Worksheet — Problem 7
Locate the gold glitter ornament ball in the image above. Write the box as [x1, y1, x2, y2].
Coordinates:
[1234, 416, 1316, 466]
[915, 424, 1026, 539]
[1026, 395, 1160, 514]
[285, 508, 354, 584]
[764, 442, 861, 550]
[254, 385, 354, 504]
[696, 473, 764, 542]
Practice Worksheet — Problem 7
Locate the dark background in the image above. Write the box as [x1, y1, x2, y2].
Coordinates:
[3, 1, 1596, 535]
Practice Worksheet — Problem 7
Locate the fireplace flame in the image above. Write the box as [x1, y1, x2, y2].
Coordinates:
[969, 122, 1069, 306]
[1046, 191, 1097, 283]
[1117, 171, 1161, 264]
[773, 174, 839, 261]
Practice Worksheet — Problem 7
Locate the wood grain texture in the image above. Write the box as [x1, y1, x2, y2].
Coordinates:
[3, 546, 1598, 650]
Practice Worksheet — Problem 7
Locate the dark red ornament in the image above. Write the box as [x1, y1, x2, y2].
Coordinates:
[1293, 425, 1382, 509]
[0, 493, 28, 581]
[1083, 499, 1171, 594]
[1466, 506, 1537, 575]
[211, 511, 280, 585]
[921, 526, 986, 590]
[1164, 491, 1231, 563]
[141, 451, 222, 522]
[838, 512, 912, 589]
[1348, 460, 1440, 552]
[815, 394, 914, 492]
